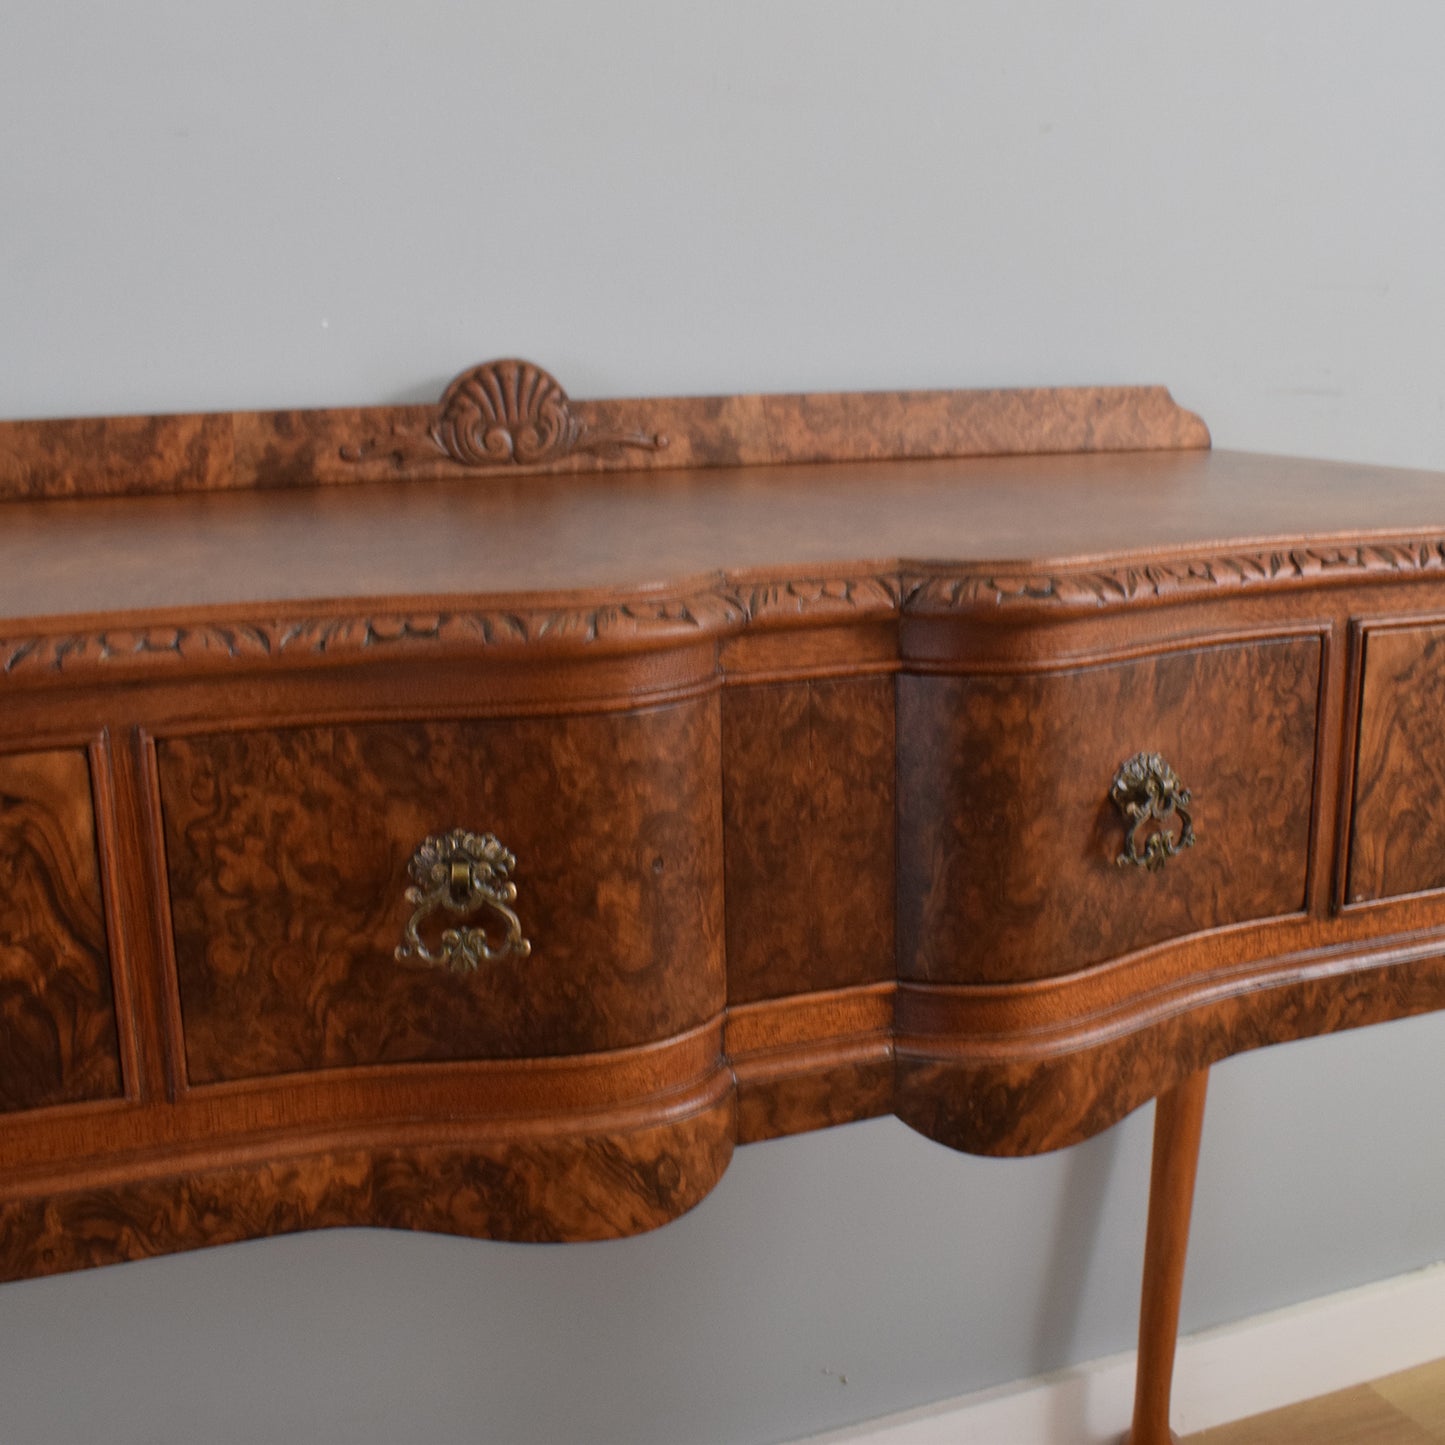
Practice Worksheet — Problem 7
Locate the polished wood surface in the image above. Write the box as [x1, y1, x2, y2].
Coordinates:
[7, 361, 1445, 1438]
[0, 749, 121, 1113]
[723, 677, 895, 1005]
[0, 1078, 736, 1278]
[893, 945, 1445, 1157]
[158, 703, 723, 1082]
[14, 449, 1445, 632]
[0, 358, 1207, 500]
[898, 637, 1320, 983]
[1126, 1069, 1209, 1445]
[1185, 1357, 1445, 1444]
[1350, 621, 1445, 903]
[728, 984, 894, 1143]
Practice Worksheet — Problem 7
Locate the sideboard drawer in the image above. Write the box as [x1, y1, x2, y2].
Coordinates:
[157, 699, 723, 1084]
[0, 749, 122, 1114]
[1350, 622, 1445, 903]
[899, 636, 1322, 982]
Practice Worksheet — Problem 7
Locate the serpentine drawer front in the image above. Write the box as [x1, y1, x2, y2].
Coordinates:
[898, 635, 1322, 984]
[156, 703, 723, 1083]
[10, 358, 1445, 1444]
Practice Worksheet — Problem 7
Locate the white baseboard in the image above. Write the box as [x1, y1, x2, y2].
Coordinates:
[794, 1260, 1445, 1445]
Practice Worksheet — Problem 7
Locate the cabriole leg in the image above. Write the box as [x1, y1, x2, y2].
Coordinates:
[1123, 1067, 1210, 1445]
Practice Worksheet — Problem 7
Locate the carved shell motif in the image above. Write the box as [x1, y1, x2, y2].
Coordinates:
[429, 359, 667, 468]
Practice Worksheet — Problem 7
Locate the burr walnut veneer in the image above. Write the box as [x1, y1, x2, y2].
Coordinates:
[5, 360, 1445, 1442]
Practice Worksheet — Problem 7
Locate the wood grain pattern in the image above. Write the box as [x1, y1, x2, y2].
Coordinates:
[15, 361, 1445, 1445]
[3, 539, 1443, 690]
[898, 637, 1322, 984]
[735, 1049, 893, 1144]
[0, 593, 746, 680]
[0, 749, 121, 1113]
[1350, 623, 1445, 902]
[0, 539, 1436, 692]
[905, 538, 1445, 617]
[0, 412, 233, 501]
[727, 984, 894, 1141]
[158, 700, 723, 1082]
[723, 677, 895, 1004]
[1186, 1379, 1443, 1445]
[0, 1079, 735, 1282]
[895, 927, 1445, 1156]
[0, 574, 904, 686]
[1127, 1070, 1209, 1445]
[15, 447, 1445, 649]
[236, 384, 1209, 493]
[0, 359, 1208, 500]
[1371, 1355, 1445, 1439]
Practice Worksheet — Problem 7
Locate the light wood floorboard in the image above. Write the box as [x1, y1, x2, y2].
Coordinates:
[1184, 1357, 1445, 1444]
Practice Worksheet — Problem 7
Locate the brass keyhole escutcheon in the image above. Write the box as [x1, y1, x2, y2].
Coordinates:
[1111, 752, 1196, 871]
[396, 828, 532, 974]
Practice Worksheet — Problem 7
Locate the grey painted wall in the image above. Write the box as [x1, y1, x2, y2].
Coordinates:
[3, 5, 1445, 1442]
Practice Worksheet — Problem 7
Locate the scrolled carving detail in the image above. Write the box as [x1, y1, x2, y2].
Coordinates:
[1111, 752, 1196, 871]
[395, 828, 532, 974]
[429, 359, 667, 469]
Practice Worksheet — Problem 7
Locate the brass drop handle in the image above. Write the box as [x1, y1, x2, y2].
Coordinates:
[395, 828, 532, 973]
[1111, 753, 1196, 871]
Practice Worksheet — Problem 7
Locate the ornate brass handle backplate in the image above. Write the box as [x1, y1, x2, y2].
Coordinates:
[395, 828, 532, 973]
[1111, 752, 1196, 871]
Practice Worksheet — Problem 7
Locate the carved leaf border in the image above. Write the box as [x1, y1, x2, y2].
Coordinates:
[6, 540, 1445, 680]
[902, 539, 1445, 612]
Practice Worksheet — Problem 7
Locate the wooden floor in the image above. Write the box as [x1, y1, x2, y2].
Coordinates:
[1183, 1356, 1445, 1444]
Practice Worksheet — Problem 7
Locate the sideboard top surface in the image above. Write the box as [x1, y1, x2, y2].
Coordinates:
[4, 357, 1445, 629]
[4, 447, 1445, 624]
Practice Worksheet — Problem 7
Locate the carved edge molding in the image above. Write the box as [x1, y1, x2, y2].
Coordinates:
[0, 598, 734, 678]
[901, 537, 1445, 613]
[7, 540, 1445, 679]
[0, 576, 903, 679]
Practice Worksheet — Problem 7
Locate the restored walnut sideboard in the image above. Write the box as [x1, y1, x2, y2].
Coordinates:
[5, 360, 1445, 1442]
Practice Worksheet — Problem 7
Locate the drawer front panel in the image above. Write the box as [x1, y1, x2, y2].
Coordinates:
[1351, 623, 1445, 902]
[899, 636, 1321, 983]
[0, 749, 122, 1113]
[158, 699, 723, 1083]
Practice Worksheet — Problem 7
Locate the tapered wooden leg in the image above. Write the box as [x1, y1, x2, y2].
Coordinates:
[1123, 1067, 1210, 1445]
